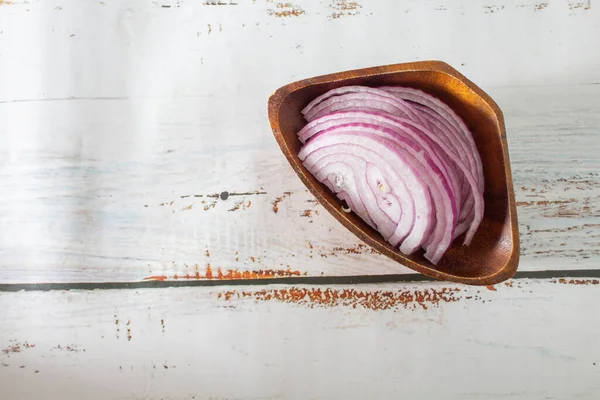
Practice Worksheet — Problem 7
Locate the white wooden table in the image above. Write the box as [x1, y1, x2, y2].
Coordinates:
[1, 1, 599, 399]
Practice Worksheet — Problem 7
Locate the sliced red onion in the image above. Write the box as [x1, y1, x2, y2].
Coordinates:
[298, 110, 483, 245]
[304, 88, 427, 124]
[308, 122, 458, 259]
[300, 133, 434, 253]
[300, 115, 462, 211]
[302, 86, 383, 114]
[315, 159, 376, 229]
[303, 86, 419, 122]
[379, 86, 484, 194]
[296, 85, 485, 264]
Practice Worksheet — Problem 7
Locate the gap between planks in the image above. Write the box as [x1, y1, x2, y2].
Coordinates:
[1, 269, 600, 292]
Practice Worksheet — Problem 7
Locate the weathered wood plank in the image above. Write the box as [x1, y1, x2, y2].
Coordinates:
[0, 0, 598, 100]
[1, 3, 598, 400]
[0, 0, 599, 283]
[1, 280, 599, 399]
[1, 85, 598, 283]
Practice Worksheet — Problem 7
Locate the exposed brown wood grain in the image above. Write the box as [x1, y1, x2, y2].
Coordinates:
[569, 0, 592, 10]
[483, 5, 505, 13]
[517, 179, 599, 218]
[203, 1, 238, 5]
[518, 177, 600, 260]
[217, 287, 462, 310]
[330, 0, 362, 19]
[553, 278, 599, 285]
[144, 265, 306, 281]
[271, 192, 292, 213]
[267, 2, 305, 17]
[2, 341, 35, 357]
[213, 278, 600, 311]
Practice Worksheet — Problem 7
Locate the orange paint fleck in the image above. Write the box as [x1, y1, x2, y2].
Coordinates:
[555, 278, 599, 285]
[143, 275, 167, 281]
[2, 344, 20, 355]
[483, 5, 505, 13]
[179, 272, 201, 279]
[216, 268, 304, 280]
[516, 199, 577, 207]
[203, 201, 217, 211]
[330, 0, 361, 18]
[217, 287, 461, 311]
[272, 192, 293, 213]
[2, 342, 35, 356]
[267, 2, 305, 17]
[228, 202, 242, 212]
[272, 198, 283, 213]
[203, 0, 237, 5]
[569, 0, 591, 10]
[143, 266, 306, 281]
[486, 285, 497, 291]
[329, 243, 379, 256]
[52, 344, 85, 352]
[228, 200, 252, 212]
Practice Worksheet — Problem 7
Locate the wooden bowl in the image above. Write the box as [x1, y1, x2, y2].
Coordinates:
[267, 60, 519, 286]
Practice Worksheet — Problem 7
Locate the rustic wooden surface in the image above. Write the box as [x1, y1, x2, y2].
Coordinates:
[0, 0, 599, 283]
[1, 0, 599, 398]
[0, 84, 598, 283]
[1, 280, 600, 399]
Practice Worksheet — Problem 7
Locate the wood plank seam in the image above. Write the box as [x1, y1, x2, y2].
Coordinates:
[1, 269, 600, 292]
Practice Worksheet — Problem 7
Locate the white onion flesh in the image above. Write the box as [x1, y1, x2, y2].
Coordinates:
[298, 86, 485, 265]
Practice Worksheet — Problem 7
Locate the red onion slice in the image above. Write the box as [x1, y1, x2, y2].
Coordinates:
[300, 115, 462, 210]
[300, 133, 434, 253]
[303, 86, 420, 123]
[307, 148, 410, 245]
[299, 110, 483, 245]
[314, 155, 397, 239]
[304, 87, 427, 125]
[324, 126, 458, 263]
[296, 85, 485, 264]
[379, 86, 484, 194]
[315, 159, 377, 229]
